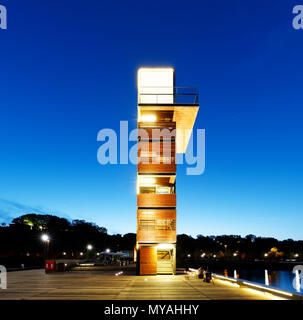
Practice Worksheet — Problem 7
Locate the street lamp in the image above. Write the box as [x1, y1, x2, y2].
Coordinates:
[41, 234, 50, 259]
[87, 244, 93, 250]
[233, 253, 237, 257]
[41, 234, 49, 242]
[264, 253, 268, 257]
[106, 248, 110, 253]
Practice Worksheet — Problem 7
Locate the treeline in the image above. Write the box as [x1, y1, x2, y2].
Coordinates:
[0, 214, 136, 267]
[177, 234, 303, 261]
[0, 214, 302, 267]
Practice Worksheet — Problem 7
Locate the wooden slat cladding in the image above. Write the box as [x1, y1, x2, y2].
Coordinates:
[140, 246, 157, 275]
[137, 110, 178, 275]
[138, 163, 176, 173]
[138, 209, 176, 220]
[137, 194, 176, 207]
[138, 121, 176, 129]
[137, 229, 176, 243]
[137, 209, 176, 243]
[138, 139, 176, 171]
[137, 127, 176, 141]
[138, 141, 175, 156]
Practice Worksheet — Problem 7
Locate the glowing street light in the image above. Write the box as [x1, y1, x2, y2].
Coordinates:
[233, 253, 237, 257]
[295, 253, 299, 258]
[41, 234, 50, 259]
[264, 253, 268, 257]
[106, 248, 110, 253]
[187, 254, 191, 258]
[87, 244, 93, 250]
[41, 234, 49, 242]
[201, 253, 206, 258]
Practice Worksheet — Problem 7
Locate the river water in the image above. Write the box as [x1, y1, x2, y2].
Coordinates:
[214, 268, 302, 294]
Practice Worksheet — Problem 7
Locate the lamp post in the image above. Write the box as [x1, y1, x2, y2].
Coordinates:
[86, 244, 93, 259]
[41, 234, 50, 259]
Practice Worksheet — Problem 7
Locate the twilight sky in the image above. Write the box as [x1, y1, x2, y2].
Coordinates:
[0, 0, 302, 239]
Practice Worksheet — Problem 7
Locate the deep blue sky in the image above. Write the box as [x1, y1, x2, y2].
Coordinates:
[0, 0, 302, 239]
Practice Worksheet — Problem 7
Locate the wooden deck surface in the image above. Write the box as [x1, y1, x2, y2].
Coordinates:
[0, 269, 282, 300]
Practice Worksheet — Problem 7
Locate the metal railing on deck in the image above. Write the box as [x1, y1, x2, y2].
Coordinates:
[186, 268, 303, 300]
[212, 273, 303, 300]
[138, 87, 199, 105]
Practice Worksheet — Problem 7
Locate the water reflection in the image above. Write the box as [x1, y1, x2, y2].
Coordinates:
[215, 269, 300, 294]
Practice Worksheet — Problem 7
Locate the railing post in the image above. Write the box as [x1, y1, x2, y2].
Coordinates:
[295, 269, 301, 292]
[265, 269, 269, 286]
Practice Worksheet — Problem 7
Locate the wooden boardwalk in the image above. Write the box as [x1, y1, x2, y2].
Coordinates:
[0, 269, 282, 300]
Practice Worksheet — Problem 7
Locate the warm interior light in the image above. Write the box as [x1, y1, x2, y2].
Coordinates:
[137, 68, 174, 104]
[139, 177, 156, 184]
[138, 68, 174, 91]
[157, 243, 174, 250]
[156, 187, 170, 194]
[137, 177, 156, 194]
[141, 114, 157, 122]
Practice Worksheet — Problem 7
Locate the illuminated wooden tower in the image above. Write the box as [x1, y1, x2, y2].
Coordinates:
[136, 68, 199, 275]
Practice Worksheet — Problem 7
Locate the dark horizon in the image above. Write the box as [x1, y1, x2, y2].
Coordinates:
[2, 213, 302, 242]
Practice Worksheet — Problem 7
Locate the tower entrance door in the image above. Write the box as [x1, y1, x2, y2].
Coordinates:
[157, 249, 174, 274]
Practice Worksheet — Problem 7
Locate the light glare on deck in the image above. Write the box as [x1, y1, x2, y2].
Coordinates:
[242, 281, 293, 297]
